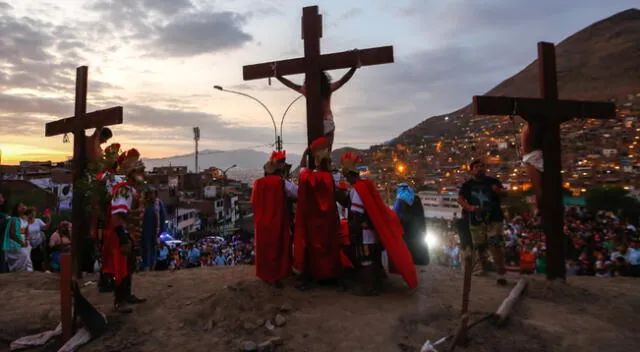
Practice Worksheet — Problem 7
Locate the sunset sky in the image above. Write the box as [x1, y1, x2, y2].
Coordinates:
[0, 0, 636, 164]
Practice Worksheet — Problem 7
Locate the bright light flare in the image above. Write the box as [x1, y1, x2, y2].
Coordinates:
[424, 231, 439, 248]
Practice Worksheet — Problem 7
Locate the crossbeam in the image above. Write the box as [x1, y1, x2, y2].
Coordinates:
[243, 46, 394, 80]
[473, 96, 616, 122]
[45, 107, 123, 137]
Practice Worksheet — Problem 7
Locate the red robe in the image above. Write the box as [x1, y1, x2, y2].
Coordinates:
[252, 175, 292, 282]
[338, 219, 353, 268]
[102, 181, 135, 285]
[294, 169, 341, 279]
[352, 179, 418, 289]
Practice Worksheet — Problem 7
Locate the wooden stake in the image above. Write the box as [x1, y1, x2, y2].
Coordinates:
[60, 253, 73, 342]
[495, 277, 529, 325]
[447, 313, 470, 352]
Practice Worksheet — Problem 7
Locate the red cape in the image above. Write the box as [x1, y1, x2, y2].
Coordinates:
[352, 179, 418, 288]
[338, 219, 353, 268]
[102, 182, 133, 284]
[293, 169, 341, 279]
[251, 175, 292, 282]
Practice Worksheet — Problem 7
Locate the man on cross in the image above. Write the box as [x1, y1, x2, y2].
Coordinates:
[87, 127, 113, 164]
[275, 52, 360, 154]
[521, 122, 544, 210]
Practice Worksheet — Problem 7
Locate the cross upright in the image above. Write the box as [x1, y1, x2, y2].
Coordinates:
[45, 66, 123, 277]
[242, 5, 394, 164]
[45, 66, 122, 341]
[472, 42, 617, 281]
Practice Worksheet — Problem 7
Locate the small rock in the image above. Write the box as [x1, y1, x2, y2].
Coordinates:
[257, 341, 273, 352]
[268, 337, 284, 346]
[265, 320, 275, 331]
[185, 301, 192, 306]
[203, 319, 214, 331]
[279, 303, 293, 313]
[243, 322, 257, 330]
[241, 341, 257, 351]
[256, 319, 265, 326]
[274, 314, 287, 327]
[179, 322, 185, 328]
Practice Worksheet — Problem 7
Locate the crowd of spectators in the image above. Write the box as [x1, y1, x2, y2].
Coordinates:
[429, 207, 640, 277]
[151, 234, 255, 271]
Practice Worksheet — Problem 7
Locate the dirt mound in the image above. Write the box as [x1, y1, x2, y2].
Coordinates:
[2, 266, 640, 352]
[178, 279, 296, 349]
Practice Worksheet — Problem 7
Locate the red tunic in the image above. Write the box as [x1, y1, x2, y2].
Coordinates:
[338, 219, 353, 268]
[252, 175, 292, 283]
[352, 179, 418, 288]
[293, 169, 341, 279]
[102, 181, 136, 284]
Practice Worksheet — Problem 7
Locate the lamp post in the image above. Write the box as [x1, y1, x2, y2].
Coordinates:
[213, 86, 303, 151]
[214, 85, 279, 150]
[280, 95, 304, 150]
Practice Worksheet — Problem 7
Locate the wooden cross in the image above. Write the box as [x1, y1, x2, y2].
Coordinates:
[45, 66, 122, 341]
[472, 42, 616, 281]
[243, 5, 394, 164]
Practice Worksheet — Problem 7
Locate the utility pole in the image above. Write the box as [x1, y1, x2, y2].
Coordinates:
[193, 127, 200, 173]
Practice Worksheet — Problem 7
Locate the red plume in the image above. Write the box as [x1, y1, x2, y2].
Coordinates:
[340, 151, 361, 164]
[309, 137, 329, 152]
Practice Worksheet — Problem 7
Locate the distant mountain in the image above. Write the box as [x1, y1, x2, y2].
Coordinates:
[142, 149, 302, 173]
[396, 8, 640, 144]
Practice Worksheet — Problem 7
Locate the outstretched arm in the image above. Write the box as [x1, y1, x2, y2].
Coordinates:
[276, 76, 304, 94]
[331, 67, 357, 92]
[331, 49, 361, 92]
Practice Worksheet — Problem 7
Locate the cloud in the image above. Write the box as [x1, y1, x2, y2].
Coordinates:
[88, 0, 252, 57]
[335, 8, 363, 24]
[0, 9, 117, 95]
[151, 12, 252, 57]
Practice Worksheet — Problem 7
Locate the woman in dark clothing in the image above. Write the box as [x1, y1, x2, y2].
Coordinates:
[393, 183, 429, 265]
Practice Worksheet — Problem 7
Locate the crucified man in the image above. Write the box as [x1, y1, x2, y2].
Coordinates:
[521, 121, 544, 210]
[275, 49, 361, 154]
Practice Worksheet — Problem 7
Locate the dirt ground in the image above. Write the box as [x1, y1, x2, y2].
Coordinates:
[1, 265, 639, 352]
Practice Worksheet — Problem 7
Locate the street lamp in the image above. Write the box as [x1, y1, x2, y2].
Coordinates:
[214, 85, 278, 150]
[280, 95, 304, 149]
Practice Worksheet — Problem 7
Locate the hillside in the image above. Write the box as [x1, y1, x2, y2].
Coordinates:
[397, 8, 640, 144]
[142, 149, 302, 172]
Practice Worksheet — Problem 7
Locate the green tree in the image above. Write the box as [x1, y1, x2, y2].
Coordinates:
[585, 186, 640, 225]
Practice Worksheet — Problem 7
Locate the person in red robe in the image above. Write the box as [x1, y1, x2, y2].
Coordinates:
[294, 138, 342, 290]
[103, 149, 147, 313]
[252, 151, 297, 287]
[340, 152, 418, 294]
[337, 181, 354, 269]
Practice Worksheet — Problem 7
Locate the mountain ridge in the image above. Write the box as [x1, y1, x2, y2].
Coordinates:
[396, 8, 640, 144]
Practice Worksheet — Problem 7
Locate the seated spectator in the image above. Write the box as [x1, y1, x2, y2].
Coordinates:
[594, 251, 611, 278]
[155, 241, 169, 271]
[187, 244, 200, 268]
[49, 221, 72, 272]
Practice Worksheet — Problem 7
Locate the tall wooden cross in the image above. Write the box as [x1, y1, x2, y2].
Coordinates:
[243, 5, 394, 164]
[472, 42, 616, 280]
[45, 66, 122, 340]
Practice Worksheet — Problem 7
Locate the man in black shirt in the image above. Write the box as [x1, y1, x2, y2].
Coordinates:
[458, 159, 508, 285]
